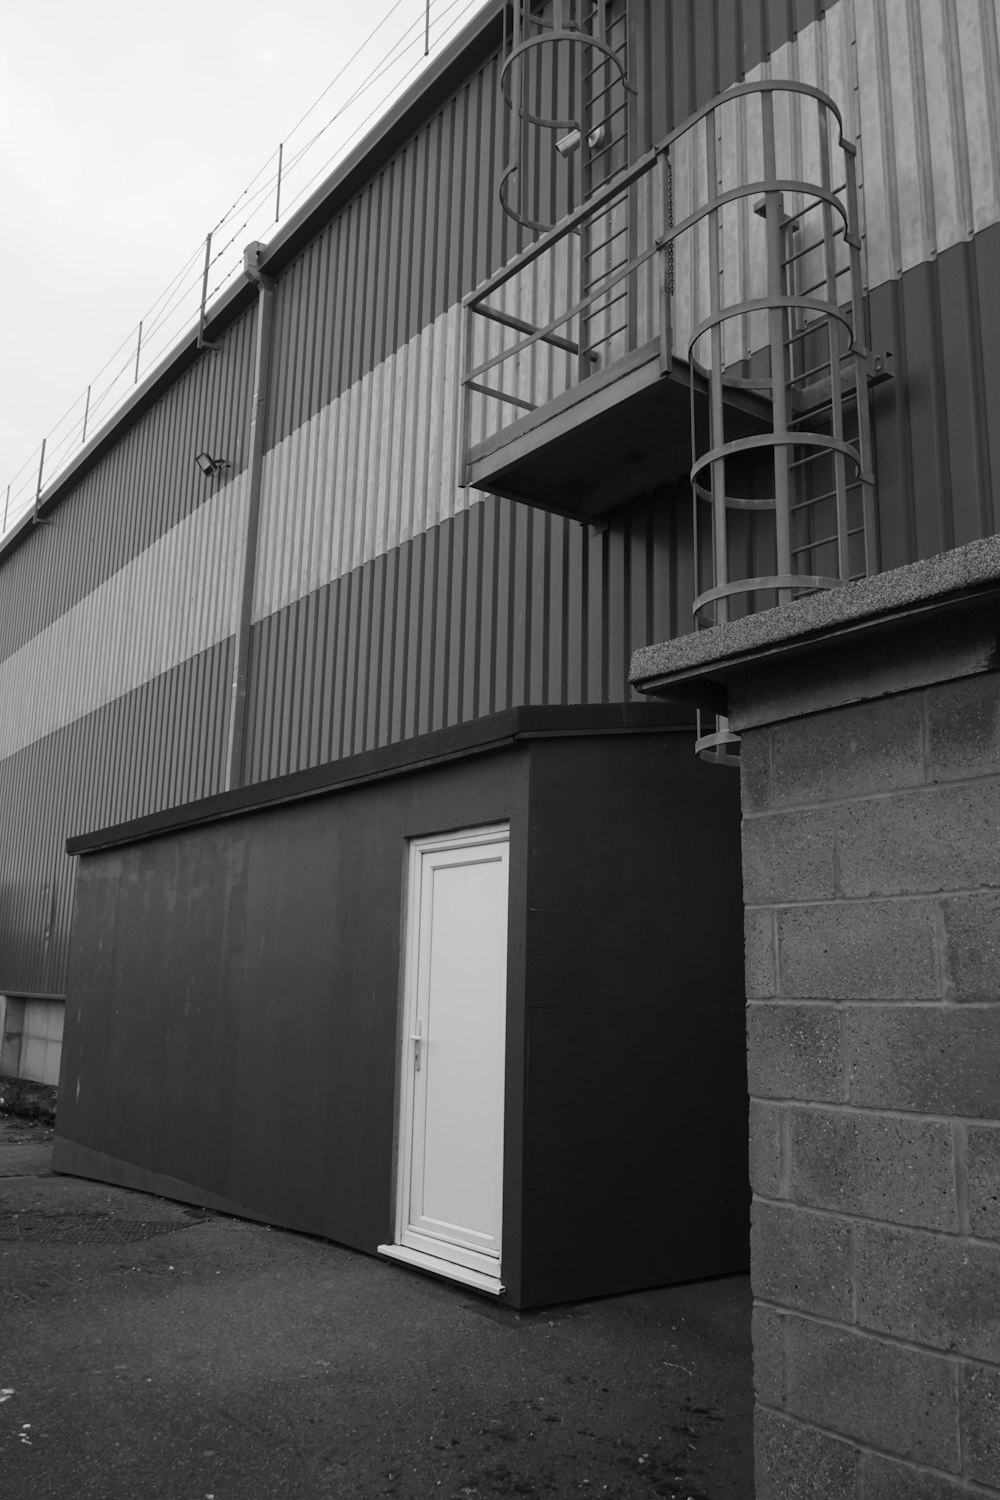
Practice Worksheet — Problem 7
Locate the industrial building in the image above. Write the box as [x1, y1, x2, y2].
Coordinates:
[2, 0, 999, 1328]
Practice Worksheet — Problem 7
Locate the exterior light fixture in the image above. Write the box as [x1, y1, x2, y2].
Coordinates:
[555, 123, 607, 158]
[194, 451, 229, 478]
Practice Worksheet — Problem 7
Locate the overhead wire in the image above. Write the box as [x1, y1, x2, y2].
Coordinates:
[205, 20, 435, 294]
[208, 0, 410, 237]
[271, 0, 484, 230]
[205, 0, 480, 248]
[202, 0, 459, 300]
[196, 1, 438, 299]
[2, 0, 494, 530]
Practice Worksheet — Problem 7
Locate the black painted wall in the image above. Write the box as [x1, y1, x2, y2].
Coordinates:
[520, 733, 748, 1304]
[57, 743, 527, 1278]
[55, 709, 746, 1307]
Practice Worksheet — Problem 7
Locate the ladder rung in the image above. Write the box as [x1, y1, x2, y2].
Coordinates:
[585, 318, 629, 344]
[790, 486, 843, 509]
[786, 450, 834, 471]
[586, 284, 630, 310]
[790, 356, 836, 383]
[783, 237, 831, 267]
[784, 321, 829, 347]
[583, 224, 630, 254]
[584, 267, 631, 296]
[586, 79, 622, 103]
[791, 533, 843, 555]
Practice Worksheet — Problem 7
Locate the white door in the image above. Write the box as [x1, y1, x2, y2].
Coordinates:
[380, 825, 509, 1293]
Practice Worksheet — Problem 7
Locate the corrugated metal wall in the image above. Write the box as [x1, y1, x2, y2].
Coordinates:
[263, 0, 840, 452]
[744, 0, 1000, 290]
[266, 52, 520, 453]
[737, 0, 1000, 564]
[0, 301, 253, 999]
[0, 475, 246, 761]
[641, 0, 839, 141]
[255, 304, 466, 623]
[870, 226, 1000, 568]
[244, 488, 693, 782]
[0, 641, 232, 996]
[0, 310, 255, 664]
[4, 0, 1000, 1004]
[855, 0, 1000, 286]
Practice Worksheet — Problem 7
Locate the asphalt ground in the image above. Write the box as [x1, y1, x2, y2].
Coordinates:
[0, 1114, 753, 1500]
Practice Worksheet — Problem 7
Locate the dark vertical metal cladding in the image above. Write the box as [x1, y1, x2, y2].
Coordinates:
[0, 310, 255, 662]
[55, 719, 748, 1307]
[242, 491, 695, 783]
[519, 731, 747, 1305]
[0, 641, 232, 996]
[58, 747, 531, 1271]
[868, 226, 1000, 571]
[8, 0, 1000, 1071]
[261, 1, 829, 453]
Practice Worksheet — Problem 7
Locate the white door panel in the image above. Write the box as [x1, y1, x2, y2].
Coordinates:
[384, 825, 509, 1289]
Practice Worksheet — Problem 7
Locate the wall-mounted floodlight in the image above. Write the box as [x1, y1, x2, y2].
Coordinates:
[194, 451, 229, 479]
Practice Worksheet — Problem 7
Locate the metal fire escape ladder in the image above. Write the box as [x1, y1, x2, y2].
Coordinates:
[577, 0, 631, 375]
[499, 1, 632, 234]
[683, 84, 888, 762]
[464, 73, 890, 764]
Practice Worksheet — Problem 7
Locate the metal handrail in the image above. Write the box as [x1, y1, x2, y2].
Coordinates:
[462, 74, 882, 768]
[467, 78, 857, 310]
[463, 78, 875, 625]
[499, 0, 633, 231]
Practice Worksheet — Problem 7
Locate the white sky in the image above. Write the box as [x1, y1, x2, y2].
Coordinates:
[0, 0, 492, 524]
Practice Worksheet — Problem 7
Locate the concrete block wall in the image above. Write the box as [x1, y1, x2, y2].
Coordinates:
[744, 674, 1000, 1497]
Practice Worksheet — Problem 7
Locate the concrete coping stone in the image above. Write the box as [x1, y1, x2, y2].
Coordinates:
[630, 534, 1000, 693]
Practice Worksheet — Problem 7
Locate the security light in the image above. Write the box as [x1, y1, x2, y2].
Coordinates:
[555, 123, 606, 158]
[194, 451, 229, 478]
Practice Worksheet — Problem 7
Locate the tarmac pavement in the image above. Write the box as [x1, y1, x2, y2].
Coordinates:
[0, 1113, 753, 1499]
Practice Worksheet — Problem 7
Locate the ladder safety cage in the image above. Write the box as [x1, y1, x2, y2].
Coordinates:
[500, 0, 633, 234]
[463, 78, 885, 767]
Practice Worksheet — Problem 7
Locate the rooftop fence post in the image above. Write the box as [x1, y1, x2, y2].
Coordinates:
[33, 438, 46, 523]
[198, 232, 213, 349]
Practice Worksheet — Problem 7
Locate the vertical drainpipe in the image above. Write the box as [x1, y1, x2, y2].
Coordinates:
[225, 241, 275, 792]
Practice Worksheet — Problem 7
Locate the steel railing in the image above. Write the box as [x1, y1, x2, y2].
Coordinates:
[463, 79, 877, 630]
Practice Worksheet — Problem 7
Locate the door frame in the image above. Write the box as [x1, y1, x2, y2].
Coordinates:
[380, 822, 510, 1295]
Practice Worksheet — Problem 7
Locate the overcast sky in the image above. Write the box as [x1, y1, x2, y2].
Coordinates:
[0, 0, 491, 526]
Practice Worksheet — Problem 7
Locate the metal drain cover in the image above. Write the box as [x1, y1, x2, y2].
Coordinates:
[0, 1208, 210, 1244]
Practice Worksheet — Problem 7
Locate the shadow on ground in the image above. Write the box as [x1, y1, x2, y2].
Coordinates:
[0, 1114, 753, 1499]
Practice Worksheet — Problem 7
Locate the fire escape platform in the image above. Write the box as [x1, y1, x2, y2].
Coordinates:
[465, 341, 770, 522]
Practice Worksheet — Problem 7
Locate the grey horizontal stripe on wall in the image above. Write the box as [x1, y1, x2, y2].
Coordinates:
[7, 216, 1000, 771]
[0, 1, 831, 662]
[264, 0, 842, 454]
[0, 638, 233, 999]
[0, 307, 256, 668]
[0, 484, 692, 993]
[241, 489, 693, 785]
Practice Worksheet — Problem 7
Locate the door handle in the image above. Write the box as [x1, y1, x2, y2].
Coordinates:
[410, 1017, 423, 1071]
